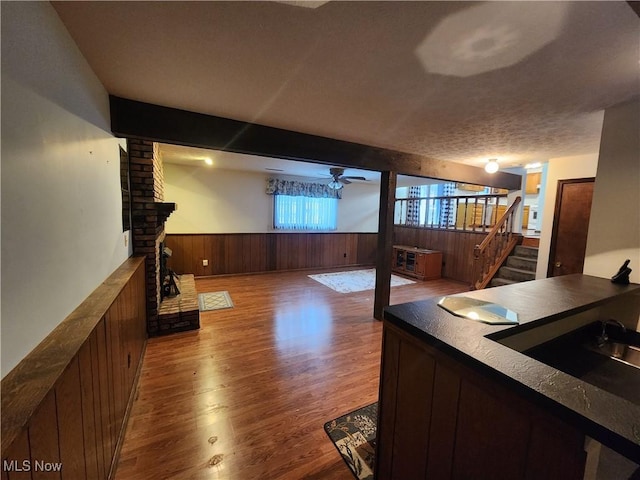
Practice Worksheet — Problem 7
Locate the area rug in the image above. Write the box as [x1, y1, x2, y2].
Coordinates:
[308, 269, 414, 293]
[324, 403, 377, 480]
[198, 291, 234, 311]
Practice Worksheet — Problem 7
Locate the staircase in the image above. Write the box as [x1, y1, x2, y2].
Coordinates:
[489, 245, 538, 287]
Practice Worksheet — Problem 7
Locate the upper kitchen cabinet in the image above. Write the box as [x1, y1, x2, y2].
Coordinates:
[526, 172, 542, 194]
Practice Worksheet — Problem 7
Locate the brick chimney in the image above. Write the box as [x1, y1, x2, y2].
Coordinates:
[127, 139, 179, 336]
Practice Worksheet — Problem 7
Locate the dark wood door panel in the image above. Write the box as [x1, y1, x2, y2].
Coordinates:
[376, 329, 401, 480]
[390, 340, 435, 479]
[452, 379, 530, 479]
[548, 179, 594, 277]
[426, 363, 460, 480]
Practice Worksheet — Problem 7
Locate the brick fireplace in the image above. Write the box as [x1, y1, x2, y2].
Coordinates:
[127, 139, 200, 335]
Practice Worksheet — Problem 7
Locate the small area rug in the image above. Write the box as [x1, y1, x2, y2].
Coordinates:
[198, 291, 234, 311]
[324, 403, 377, 480]
[308, 269, 414, 294]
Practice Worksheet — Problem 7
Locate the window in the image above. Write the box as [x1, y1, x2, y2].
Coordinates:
[395, 182, 456, 227]
[274, 195, 338, 230]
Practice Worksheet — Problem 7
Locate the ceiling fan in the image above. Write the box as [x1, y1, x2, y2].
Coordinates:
[327, 167, 367, 189]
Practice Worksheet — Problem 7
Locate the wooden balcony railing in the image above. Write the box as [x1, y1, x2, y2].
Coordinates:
[472, 196, 522, 290]
[394, 194, 509, 231]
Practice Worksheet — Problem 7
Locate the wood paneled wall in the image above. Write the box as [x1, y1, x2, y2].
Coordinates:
[1, 257, 146, 480]
[165, 233, 378, 276]
[165, 230, 483, 284]
[394, 226, 487, 285]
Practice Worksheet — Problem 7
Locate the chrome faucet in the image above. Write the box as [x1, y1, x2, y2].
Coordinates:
[596, 319, 626, 347]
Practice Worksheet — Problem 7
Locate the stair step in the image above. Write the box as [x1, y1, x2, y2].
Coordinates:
[506, 255, 537, 272]
[489, 278, 518, 288]
[514, 245, 539, 259]
[498, 266, 536, 282]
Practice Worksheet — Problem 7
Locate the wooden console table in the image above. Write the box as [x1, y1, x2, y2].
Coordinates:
[392, 245, 442, 280]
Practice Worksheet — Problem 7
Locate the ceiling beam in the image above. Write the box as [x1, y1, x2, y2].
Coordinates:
[110, 96, 522, 190]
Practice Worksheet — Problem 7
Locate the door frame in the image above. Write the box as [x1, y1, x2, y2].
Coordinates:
[547, 177, 595, 277]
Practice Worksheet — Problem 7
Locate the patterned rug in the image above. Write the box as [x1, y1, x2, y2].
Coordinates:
[198, 291, 234, 311]
[308, 269, 414, 293]
[324, 403, 377, 480]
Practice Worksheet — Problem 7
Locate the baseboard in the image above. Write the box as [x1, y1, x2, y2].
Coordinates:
[193, 263, 376, 279]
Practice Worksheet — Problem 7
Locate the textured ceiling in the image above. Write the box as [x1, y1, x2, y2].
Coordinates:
[52, 1, 639, 171]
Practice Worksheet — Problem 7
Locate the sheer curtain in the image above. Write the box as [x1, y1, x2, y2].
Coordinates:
[273, 196, 338, 230]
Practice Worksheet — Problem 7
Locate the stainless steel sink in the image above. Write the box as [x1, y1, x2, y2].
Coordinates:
[585, 342, 640, 370]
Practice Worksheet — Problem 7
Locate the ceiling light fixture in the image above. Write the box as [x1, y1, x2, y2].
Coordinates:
[328, 180, 343, 190]
[485, 158, 499, 174]
[204, 158, 213, 166]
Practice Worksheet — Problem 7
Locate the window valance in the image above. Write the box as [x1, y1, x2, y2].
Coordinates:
[265, 178, 342, 199]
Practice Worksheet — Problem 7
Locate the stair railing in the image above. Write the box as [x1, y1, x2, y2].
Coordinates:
[472, 196, 522, 290]
[394, 193, 508, 231]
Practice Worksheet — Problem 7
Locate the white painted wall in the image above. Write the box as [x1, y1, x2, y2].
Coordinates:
[163, 165, 269, 232]
[503, 167, 527, 233]
[584, 98, 640, 285]
[1, 2, 130, 377]
[535, 153, 599, 279]
[164, 163, 380, 233]
[536, 163, 549, 231]
[335, 179, 380, 232]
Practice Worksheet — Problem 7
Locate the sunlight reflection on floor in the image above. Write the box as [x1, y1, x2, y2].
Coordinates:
[274, 301, 334, 353]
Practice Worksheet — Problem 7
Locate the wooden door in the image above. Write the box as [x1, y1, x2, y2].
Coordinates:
[547, 178, 595, 277]
[522, 205, 530, 229]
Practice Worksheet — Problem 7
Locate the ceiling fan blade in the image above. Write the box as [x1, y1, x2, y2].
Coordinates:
[340, 178, 352, 184]
[343, 176, 367, 181]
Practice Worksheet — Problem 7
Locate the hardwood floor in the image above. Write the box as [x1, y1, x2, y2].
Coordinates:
[115, 268, 469, 479]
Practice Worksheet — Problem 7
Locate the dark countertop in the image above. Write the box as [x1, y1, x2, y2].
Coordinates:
[383, 274, 640, 463]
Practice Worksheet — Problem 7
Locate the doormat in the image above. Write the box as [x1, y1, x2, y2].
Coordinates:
[324, 403, 377, 480]
[308, 269, 414, 293]
[198, 291, 234, 311]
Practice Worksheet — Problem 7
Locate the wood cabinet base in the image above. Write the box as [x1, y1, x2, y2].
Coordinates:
[376, 323, 587, 479]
